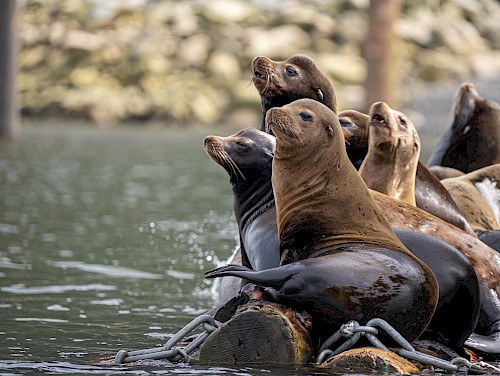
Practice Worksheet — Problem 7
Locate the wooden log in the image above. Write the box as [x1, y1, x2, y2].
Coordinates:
[317, 347, 420, 374]
[197, 301, 313, 366]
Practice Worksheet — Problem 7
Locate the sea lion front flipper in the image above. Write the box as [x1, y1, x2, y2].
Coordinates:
[205, 264, 298, 291]
[204, 264, 250, 278]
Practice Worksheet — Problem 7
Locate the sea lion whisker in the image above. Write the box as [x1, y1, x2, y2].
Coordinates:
[217, 150, 245, 181]
[228, 157, 246, 181]
[263, 74, 273, 94]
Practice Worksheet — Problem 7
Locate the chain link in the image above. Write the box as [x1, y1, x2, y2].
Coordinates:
[114, 313, 499, 372]
[316, 318, 496, 373]
[114, 314, 220, 364]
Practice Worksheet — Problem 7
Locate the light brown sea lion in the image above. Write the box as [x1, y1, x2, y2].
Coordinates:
[251, 54, 337, 130]
[359, 102, 420, 206]
[428, 165, 465, 180]
[427, 82, 500, 172]
[441, 164, 500, 233]
[338, 109, 476, 236]
[207, 99, 439, 345]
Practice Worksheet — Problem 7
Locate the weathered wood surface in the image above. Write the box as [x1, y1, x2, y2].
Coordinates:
[317, 347, 420, 373]
[197, 301, 312, 365]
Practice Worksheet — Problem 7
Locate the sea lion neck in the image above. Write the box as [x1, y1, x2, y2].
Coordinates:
[232, 170, 274, 233]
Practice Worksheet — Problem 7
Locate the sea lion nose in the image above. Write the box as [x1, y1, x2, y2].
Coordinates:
[204, 136, 214, 146]
[252, 56, 261, 66]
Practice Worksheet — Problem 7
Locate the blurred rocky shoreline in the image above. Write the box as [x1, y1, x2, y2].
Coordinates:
[18, 0, 500, 129]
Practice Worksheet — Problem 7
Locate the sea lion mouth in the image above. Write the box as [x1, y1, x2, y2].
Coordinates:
[371, 113, 387, 124]
[203, 136, 245, 181]
[254, 71, 265, 79]
[266, 109, 301, 142]
[252, 57, 283, 96]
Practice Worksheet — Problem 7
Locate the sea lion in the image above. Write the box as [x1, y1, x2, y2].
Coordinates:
[207, 99, 439, 345]
[372, 190, 500, 360]
[427, 82, 500, 172]
[203, 127, 478, 353]
[339, 109, 476, 236]
[359, 102, 420, 206]
[428, 165, 465, 180]
[441, 164, 500, 233]
[203, 128, 279, 272]
[251, 54, 337, 131]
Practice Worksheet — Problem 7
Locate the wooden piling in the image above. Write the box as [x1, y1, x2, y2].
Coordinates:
[364, 0, 402, 111]
[0, 0, 19, 139]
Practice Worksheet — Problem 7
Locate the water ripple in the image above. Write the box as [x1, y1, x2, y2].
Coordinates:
[48, 261, 163, 280]
[15, 317, 69, 323]
[1, 283, 117, 294]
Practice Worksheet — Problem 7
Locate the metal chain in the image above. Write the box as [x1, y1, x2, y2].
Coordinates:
[114, 314, 220, 364]
[316, 318, 496, 373]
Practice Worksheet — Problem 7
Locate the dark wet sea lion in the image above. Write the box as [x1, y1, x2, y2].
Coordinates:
[251, 54, 337, 131]
[392, 228, 479, 352]
[339, 109, 476, 236]
[359, 102, 420, 206]
[478, 230, 500, 254]
[441, 164, 500, 233]
[428, 165, 465, 180]
[203, 127, 479, 353]
[207, 99, 439, 344]
[203, 128, 279, 272]
[373, 190, 500, 359]
[427, 82, 500, 172]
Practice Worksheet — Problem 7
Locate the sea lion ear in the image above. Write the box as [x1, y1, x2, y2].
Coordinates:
[316, 88, 324, 101]
[326, 123, 335, 137]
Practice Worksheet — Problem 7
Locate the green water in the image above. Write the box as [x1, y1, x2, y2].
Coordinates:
[0, 124, 260, 374]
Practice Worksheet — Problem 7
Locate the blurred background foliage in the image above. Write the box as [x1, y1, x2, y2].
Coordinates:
[17, 0, 500, 126]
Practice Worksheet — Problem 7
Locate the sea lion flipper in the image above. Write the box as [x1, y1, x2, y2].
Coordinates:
[204, 264, 250, 278]
[465, 332, 500, 360]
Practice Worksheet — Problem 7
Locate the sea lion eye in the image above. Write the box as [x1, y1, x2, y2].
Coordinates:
[300, 112, 313, 121]
[286, 66, 299, 76]
[236, 141, 247, 147]
[399, 117, 407, 126]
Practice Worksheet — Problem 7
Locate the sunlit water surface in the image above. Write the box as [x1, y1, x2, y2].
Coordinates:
[0, 123, 490, 375]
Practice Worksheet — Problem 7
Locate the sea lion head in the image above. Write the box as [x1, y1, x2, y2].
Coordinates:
[451, 82, 500, 140]
[338, 109, 371, 169]
[359, 102, 420, 206]
[203, 128, 275, 185]
[427, 82, 500, 172]
[366, 102, 420, 159]
[265, 98, 340, 161]
[252, 54, 337, 126]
